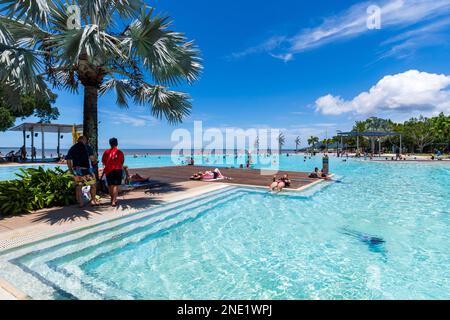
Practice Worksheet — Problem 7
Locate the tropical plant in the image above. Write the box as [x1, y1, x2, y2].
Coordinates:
[322, 138, 335, 152]
[0, 179, 33, 215]
[0, 167, 75, 216]
[307, 136, 319, 150]
[0, 0, 202, 153]
[295, 136, 301, 152]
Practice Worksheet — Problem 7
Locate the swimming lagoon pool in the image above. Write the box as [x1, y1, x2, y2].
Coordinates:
[0, 153, 318, 180]
[0, 157, 449, 299]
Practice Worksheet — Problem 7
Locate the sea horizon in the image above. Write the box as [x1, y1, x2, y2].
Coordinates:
[1, 147, 300, 157]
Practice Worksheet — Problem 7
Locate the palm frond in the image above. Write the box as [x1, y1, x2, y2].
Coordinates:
[76, 0, 141, 27]
[47, 25, 125, 65]
[99, 78, 134, 107]
[134, 83, 191, 124]
[47, 65, 79, 93]
[0, 18, 14, 44]
[0, 0, 51, 25]
[0, 0, 201, 129]
[123, 11, 202, 86]
[0, 15, 50, 49]
[0, 46, 44, 91]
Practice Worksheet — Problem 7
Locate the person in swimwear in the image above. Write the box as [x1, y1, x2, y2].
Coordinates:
[309, 167, 320, 178]
[190, 171, 204, 180]
[123, 166, 150, 184]
[190, 168, 225, 181]
[269, 174, 291, 192]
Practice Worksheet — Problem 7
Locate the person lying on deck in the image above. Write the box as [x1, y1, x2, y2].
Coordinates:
[190, 168, 227, 181]
[269, 174, 291, 192]
[123, 166, 150, 184]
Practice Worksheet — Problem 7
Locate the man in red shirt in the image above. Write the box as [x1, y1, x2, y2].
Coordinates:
[102, 137, 125, 207]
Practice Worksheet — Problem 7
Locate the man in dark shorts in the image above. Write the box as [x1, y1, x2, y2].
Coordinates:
[66, 136, 99, 207]
[102, 138, 125, 207]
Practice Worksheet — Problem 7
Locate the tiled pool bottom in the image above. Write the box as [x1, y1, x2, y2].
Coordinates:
[0, 175, 448, 300]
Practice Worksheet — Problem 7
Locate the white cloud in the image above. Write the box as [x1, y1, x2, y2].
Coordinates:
[229, 36, 287, 59]
[315, 70, 450, 117]
[100, 110, 158, 127]
[233, 0, 450, 61]
[379, 18, 450, 60]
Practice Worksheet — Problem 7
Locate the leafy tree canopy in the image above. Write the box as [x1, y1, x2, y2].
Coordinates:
[0, 84, 59, 131]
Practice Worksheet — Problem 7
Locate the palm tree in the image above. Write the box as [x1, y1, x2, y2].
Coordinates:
[0, 1, 201, 154]
[322, 138, 330, 152]
[295, 136, 301, 152]
[307, 136, 319, 151]
[278, 133, 285, 153]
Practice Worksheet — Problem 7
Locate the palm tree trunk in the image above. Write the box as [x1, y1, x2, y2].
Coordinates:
[83, 85, 99, 155]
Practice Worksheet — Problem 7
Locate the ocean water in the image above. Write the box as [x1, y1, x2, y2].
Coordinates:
[0, 157, 449, 299]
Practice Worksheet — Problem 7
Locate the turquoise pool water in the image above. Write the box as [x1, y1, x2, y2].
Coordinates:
[0, 156, 449, 299]
[0, 164, 60, 181]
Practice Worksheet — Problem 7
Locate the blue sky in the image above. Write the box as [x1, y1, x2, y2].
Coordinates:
[2, 0, 450, 149]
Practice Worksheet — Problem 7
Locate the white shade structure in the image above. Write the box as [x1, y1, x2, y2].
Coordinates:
[9, 123, 82, 160]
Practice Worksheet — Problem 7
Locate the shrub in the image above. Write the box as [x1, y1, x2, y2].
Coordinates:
[0, 167, 76, 216]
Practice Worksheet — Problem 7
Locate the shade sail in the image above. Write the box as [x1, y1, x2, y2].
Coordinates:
[9, 123, 82, 133]
[337, 131, 400, 137]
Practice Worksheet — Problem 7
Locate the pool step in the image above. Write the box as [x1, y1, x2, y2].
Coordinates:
[16, 189, 246, 300]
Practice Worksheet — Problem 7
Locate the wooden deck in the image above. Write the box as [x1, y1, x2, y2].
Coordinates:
[129, 166, 319, 190]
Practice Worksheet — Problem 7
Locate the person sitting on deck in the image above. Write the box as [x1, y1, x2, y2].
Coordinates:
[320, 169, 332, 180]
[308, 167, 321, 178]
[280, 174, 291, 187]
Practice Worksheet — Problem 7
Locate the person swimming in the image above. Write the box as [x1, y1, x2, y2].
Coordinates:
[340, 227, 386, 257]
